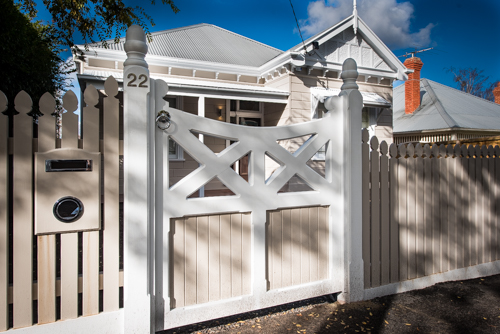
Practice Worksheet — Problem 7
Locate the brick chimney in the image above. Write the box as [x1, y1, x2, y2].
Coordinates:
[404, 57, 424, 114]
[494, 82, 500, 104]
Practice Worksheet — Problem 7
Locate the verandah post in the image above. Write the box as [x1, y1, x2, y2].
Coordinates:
[122, 25, 156, 333]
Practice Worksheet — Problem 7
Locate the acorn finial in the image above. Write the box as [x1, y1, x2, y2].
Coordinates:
[341, 58, 359, 90]
[124, 25, 148, 68]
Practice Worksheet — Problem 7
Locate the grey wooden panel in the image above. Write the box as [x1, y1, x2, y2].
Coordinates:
[496, 153, 500, 261]
[171, 213, 251, 308]
[484, 151, 492, 263]
[267, 206, 329, 290]
[380, 146, 390, 285]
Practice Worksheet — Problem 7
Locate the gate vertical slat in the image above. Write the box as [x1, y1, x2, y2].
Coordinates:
[495, 147, 500, 261]
[482, 146, 491, 263]
[406, 145, 416, 280]
[37, 235, 56, 324]
[0, 93, 8, 331]
[230, 214, 242, 297]
[389, 144, 399, 283]
[488, 146, 495, 262]
[456, 146, 465, 269]
[439, 146, 448, 272]
[300, 208, 310, 284]
[370, 138, 380, 287]
[82, 85, 100, 316]
[398, 145, 408, 282]
[431, 146, 440, 274]
[172, 218, 185, 308]
[208, 216, 220, 300]
[12, 91, 33, 328]
[310, 207, 319, 283]
[423, 145, 433, 276]
[196, 216, 209, 305]
[468, 146, 477, 266]
[102, 78, 120, 311]
[242, 213, 251, 295]
[37, 93, 57, 325]
[415, 147, 424, 278]
[60, 94, 80, 320]
[361, 130, 370, 288]
[380, 142, 390, 285]
[475, 146, 483, 265]
[281, 209, 292, 288]
[448, 147, 457, 271]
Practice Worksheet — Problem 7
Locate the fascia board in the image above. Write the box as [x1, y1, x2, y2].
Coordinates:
[357, 19, 407, 80]
[290, 15, 355, 52]
[394, 128, 500, 135]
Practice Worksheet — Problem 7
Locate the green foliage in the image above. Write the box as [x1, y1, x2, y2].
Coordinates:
[17, 0, 179, 54]
[0, 0, 73, 113]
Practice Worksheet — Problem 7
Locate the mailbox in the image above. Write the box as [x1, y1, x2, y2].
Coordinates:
[35, 148, 101, 235]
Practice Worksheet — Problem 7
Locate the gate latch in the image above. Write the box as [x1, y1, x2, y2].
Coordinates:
[156, 110, 171, 130]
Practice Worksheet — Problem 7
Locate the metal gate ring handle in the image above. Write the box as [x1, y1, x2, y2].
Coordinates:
[156, 110, 171, 130]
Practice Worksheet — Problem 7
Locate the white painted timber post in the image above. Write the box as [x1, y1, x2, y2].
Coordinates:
[325, 58, 364, 302]
[123, 25, 155, 333]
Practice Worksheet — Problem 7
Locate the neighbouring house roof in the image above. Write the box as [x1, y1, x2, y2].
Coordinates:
[393, 79, 500, 134]
[87, 23, 283, 67]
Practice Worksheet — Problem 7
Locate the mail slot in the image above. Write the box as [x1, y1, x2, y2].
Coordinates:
[35, 149, 101, 235]
[46, 159, 92, 172]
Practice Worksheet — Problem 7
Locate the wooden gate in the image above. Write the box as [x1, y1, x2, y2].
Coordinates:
[152, 80, 345, 329]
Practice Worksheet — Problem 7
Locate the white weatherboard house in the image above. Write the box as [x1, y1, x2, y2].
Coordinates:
[75, 13, 408, 194]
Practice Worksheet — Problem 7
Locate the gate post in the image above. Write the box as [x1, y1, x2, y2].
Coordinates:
[325, 58, 364, 302]
[122, 25, 155, 333]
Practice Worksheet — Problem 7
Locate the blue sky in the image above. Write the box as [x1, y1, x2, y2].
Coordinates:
[35, 0, 500, 89]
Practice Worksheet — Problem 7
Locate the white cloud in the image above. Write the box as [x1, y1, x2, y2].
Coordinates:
[300, 0, 434, 49]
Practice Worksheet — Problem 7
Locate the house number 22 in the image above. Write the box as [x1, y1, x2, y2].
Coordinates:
[127, 73, 148, 88]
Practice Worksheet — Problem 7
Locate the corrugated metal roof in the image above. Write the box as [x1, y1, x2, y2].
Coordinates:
[393, 79, 500, 133]
[90, 24, 283, 67]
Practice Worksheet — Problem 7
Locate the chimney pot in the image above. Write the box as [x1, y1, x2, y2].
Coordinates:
[404, 57, 424, 114]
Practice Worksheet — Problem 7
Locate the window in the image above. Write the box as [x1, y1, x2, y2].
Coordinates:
[165, 96, 184, 160]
